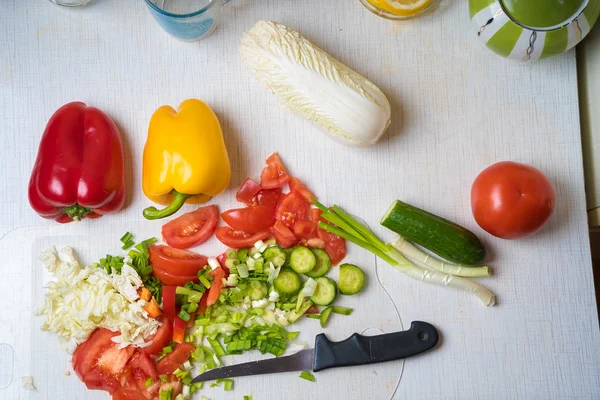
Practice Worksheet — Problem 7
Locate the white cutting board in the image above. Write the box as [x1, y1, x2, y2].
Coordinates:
[0, 221, 403, 400]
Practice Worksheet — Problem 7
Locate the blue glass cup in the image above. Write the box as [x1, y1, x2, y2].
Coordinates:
[145, 0, 234, 41]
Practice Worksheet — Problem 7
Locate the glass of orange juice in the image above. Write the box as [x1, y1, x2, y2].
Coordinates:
[360, 0, 441, 20]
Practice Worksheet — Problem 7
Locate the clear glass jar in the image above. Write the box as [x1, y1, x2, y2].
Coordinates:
[48, 0, 93, 6]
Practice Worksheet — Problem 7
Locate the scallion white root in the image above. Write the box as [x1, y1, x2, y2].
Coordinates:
[391, 235, 490, 278]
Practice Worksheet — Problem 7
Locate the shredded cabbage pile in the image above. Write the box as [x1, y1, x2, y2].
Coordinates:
[37, 246, 160, 353]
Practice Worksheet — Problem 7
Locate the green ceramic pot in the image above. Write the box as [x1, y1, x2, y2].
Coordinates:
[470, 0, 600, 60]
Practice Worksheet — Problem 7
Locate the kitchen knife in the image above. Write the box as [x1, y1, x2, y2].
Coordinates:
[191, 321, 438, 383]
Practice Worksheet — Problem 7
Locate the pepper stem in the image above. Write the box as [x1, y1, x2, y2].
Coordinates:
[63, 204, 93, 221]
[143, 190, 192, 220]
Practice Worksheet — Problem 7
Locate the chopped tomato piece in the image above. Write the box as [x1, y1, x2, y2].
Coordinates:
[276, 191, 309, 229]
[221, 205, 276, 235]
[142, 317, 173, 355]
[317, 228, 347, 265]
[127, 351, 158, 381]
[161, 205, 219, 249]
[156, 343, 196, 376]
[172, 317, 186, 344]
[214, 226, 271, 248]
[271, 220, 298, 248]
[149, 244, 208, 276]
[236, 178, 261, 204]
[310, 208, 323, 222]
[260, 152, 290, 189]
[250, 187, 283, 209]
[96, 345, 135, 376]
[83, 367, 121, 393]
[161, 287, 177, 321]
[198, 291, 209, 315]
[152, 267, 198, 287]
[112, 388, 148, 400]
[207, 267, 225, 306]
[293, 220, 317, 240]
[289, 177, 316, 204]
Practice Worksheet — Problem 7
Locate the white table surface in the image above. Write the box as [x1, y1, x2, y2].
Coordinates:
[1, 1, 600, 399]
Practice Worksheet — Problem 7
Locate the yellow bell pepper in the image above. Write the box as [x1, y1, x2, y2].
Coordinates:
[142, 99, 231, 219]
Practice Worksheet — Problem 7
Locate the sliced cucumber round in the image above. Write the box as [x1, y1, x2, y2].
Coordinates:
[263, 246, 287, 267]
[310, 277, 337, 306]
[305, 249, 331, 278]
[289, 246, 316, 274]
[338, 264, 365, 295]
[249, 280, 268, 300]
[273, 267, 301, 296]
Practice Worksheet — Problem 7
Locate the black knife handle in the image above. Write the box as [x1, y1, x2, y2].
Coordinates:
[312, 321, 438, 372]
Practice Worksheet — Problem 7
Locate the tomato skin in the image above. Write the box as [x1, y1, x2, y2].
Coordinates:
[112, 388, 148, 400]
[83, 368, 121, 393]
[73, 328, 118, 380]
[471, 161, 555, 239]
[152, 267, 198, 287]
[271, 220, 298, 248]
[156, 343, 196, 376]
[221, 205, 275, 235]
[149, 245, 208, 276]
[236, 178, 262, 204]
[142, 317, 173, 355]
[260, 152, 290, 189]
[293, 220, 317, 240]
[276, 191, 310, 229]
[289, 177, 315, 204]
[251, 188, 283, 209]
[161, 205, 218, 249]
[317, 228, 346, 265]
[215, 226, 271, 248]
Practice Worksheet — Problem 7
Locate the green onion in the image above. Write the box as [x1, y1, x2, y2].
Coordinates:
[185, 334, 195, 343]
[244, 396, 253, 400]
[159, 387, 173, 400]
[223, 378, 234, 391]
[305, 314, 320, 319]
[162, 346, 173, 354]
[319, 306, 333, 328]
[121, 240, 134, 250]
[198, 274, 212, 289]
[143, 237, 157, 245]
[225, 258, 239, 269]
[182, 375, 192, 386]
[331, 306, 353, 316]
[299, 370, 315, 382]
[237, 248, 248, 262]
[281, 303, 296, 310]
[192, 283, 205, 292]
[187, 302, 199, 313]
[159, 374, 168, 383]
[120, 232, 133, 243]
[208, 338, 226, 357]
[287, 331, 300, 340]
[312, 197, 496, 307]
[178, 309, 191, 322]
[145, 377, 154, 387]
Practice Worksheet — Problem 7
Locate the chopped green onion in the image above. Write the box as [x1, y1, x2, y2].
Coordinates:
[319, 307, 333, 328]
[287, 331, 300, 340]
[178, 309, 191, 322]
[198, 274, 212, 289]
[187, 302, 199, 313]
[182, 375, 192, 386]
[145, 377, 154, 387]
[192, 283, 205, 292]
[305, 314, 320, 319]
[185, 334, 195, 343]
[225, 258, 239, 269]
[237, 248, 248, 262]
[135, 241, 149, 257]
[162, 346, 173, 354]
[226, 248, 237, 259]
[143, 237, 157, 245]
[244, 396, 253, 400]
[159, 387, 173, 400]
[281, 303, 296, 310]
[160, 374, 168, 383]
[331, 306, 354, 316]
[208, 338, 226, 357]
[120, 232, 133, 243]
[121, 240, 134, 250]
[299, 370, 315, 382]
[223, 378, 234, 391]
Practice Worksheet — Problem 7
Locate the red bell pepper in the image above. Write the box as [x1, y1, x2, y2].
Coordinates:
[28, 102, 125, 223]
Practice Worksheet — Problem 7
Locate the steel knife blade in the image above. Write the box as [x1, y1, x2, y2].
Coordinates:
[191, 321, 438, 383]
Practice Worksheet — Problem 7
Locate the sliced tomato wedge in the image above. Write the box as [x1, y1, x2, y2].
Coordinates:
[276, 191, 309, 229]
[152, 267, 198, 287]
[112, 388, 148, 400]
[207, 267, 225, 306]
[172, 316, 186, 344]
[221, 205, 275, 235]
[260, 152, 290, 189]
[156, 343, 196, 376]
[214, 226, 271, 248]
[95, 345, 136, 377]
[161, 205, 219, 249]
[127, 351, 158, 381]
[83, 368, 121, 393]
[317, 228, 347, 265]
[236, 178, 262, 204]
[142, 317, 173, 355]
[271, 220, 298, 248]
[293, 220, 317, 240]
[149, 244, 208, 276]
[289, 177, 316, 204]
[73, 328, 118, 380]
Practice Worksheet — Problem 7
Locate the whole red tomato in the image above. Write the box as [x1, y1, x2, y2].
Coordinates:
[471, 161, 555, 239]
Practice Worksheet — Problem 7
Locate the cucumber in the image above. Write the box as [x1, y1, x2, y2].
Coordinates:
[249, 281, 268, 300]
[289, 246, 316, 274]
[273, 268, 301, 296]
[305, 249, 331, 278]
[263, 246, 287, 267]
[380, 200, 486, 265]
[338, 264, 365, 295]
[310, 277, 337, 306]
